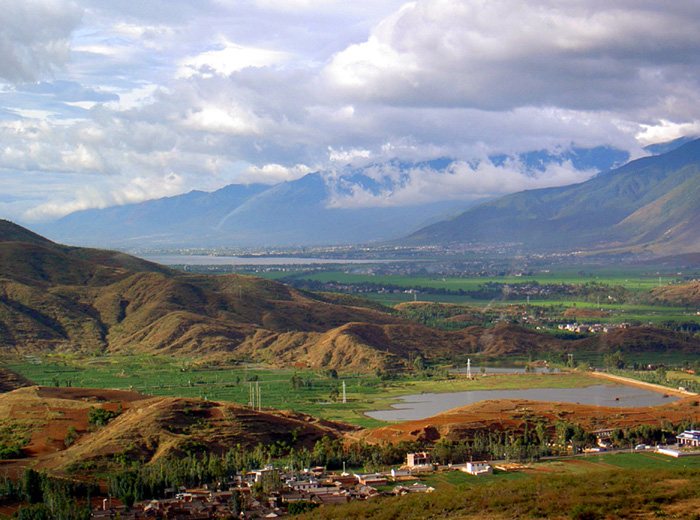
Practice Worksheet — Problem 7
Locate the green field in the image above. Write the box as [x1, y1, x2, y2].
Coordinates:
[3, 355, 612, 428]
[245, 267, 700, 325]
[416, 451, 700, 491]
[252, 269, 685, 292]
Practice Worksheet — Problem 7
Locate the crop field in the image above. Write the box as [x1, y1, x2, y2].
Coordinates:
[416, 451, 700, 491]
[3, 355, 611, 428]
[252, 269, 685, 292]
[247, 266, 700, 324]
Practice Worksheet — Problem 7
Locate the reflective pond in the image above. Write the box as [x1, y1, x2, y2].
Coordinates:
[366, 384, 679, 422]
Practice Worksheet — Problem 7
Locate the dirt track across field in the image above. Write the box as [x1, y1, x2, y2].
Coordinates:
[588, 371, 696, 397]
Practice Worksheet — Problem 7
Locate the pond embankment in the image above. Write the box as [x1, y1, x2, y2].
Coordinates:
[589, 371, 696, 398]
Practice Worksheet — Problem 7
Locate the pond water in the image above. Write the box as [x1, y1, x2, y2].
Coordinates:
[450, 366, 560, 375]
[366, 385, 679, 422]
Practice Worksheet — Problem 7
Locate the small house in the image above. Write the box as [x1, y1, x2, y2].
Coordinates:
[463, 461, 493, 476]
[406, 452, 431, 468]
[677, 430, 700, 447]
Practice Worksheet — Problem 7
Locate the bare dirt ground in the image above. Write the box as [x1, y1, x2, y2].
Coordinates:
[356, 395, 700, 445]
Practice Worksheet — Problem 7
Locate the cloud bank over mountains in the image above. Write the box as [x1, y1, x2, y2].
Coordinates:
[2, 0, 700, 222]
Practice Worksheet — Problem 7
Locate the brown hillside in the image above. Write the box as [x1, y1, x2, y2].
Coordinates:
[0, 219, 54, 246]
[0, 365, 33, 392]
[3, 221, 700, 371]
[0, 386, 357, 477]
[653, 281, 700, 306]
[476, 324, 562, 356]
[358, 396, 700, 445]
[575, 326, 700, 353]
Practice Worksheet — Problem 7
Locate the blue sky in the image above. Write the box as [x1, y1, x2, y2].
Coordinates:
[2, 0, 700, 222]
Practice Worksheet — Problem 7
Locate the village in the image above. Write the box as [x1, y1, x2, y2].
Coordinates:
[91, 451, 493, 519]
[92, 432, 700, 519]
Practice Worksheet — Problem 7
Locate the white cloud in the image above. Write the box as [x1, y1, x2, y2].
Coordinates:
[177, 39, 289, 79]
[2, 0, 700, 225]
[636, 120, 700, 146]
[236, 163, 313, 185]
[182, 103, 262, 135]
[328, 158, 597, 209]
[324, 1, 700, 112]
[0, 0, 82, 83]
[24, 172, 185, 221]
[328, 146, 371, 163]
[60, 143, 102, 171]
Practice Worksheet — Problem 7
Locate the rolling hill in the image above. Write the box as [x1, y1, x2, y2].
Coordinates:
[2, 221, 700, 370]
[0, 386, 356, 476]
[406, 138, 700, 254]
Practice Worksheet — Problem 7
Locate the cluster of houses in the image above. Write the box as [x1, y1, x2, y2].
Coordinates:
[92, 453, 493, 519]
[90, 428, 700, 519]
[557, 322, 630, 334]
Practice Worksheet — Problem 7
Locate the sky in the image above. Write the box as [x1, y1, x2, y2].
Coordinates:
[2, 0, 700, 223]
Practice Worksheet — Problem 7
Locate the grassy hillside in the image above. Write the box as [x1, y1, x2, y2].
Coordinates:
[300, 465, 700, 519]
[406, 138, 700, 254]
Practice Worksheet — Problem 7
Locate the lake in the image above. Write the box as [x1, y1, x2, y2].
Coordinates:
[366, 384, 679, 422]
[450, 366, 560, 375]
[137, 254, 386, 266]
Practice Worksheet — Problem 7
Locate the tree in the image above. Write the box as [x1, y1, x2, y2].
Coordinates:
[603, 351, 626, 370]
[87, 406, 121, 427]
[290, 375, 303, 390]
[413, 356, 425, 372]
[64, 426, 78, 448]
[329, 387, 340, 402]
[288, 501, 319, 515]
[22, 469, 43, 504]
[656, 366, 667, 381]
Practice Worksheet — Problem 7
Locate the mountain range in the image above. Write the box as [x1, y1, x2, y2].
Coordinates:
[1, 220, 699, 371]
[407, 137, 700, 254]
[34, 171, 470, 249]
[32, 146, 628, 250]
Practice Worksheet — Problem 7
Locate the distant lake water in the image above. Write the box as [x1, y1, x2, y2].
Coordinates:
[137, 254, 384, 266]
[366, 385, 679, 422]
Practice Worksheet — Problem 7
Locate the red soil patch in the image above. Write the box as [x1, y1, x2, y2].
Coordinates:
[0, 385, 358, 478]
[358, 397, 700, 445]
[563, 308, 611, 318]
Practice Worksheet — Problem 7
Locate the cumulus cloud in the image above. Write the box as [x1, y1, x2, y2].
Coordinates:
[324, 1, 700, 112]
[327, 158, 597, 209]
[177, 39, 289, 78]
[24, 172, 185, 221]
[2, 0, 700, 224]
[236, 163, 314, 185]
[0, 0, 82, 83]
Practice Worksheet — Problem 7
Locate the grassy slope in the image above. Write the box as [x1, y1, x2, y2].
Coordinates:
[301, 462, 700, 519]
[404, 138, 700, 253]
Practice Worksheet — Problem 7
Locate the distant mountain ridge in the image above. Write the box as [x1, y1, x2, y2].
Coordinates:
[35, 172, 471, 249]
[32, 144, 628, 249]
[406, 138, 700, 254]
